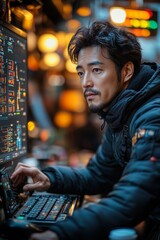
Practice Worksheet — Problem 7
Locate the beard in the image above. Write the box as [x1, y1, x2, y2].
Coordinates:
[88, 102, 106, 113]
[84, 88, 105, 113]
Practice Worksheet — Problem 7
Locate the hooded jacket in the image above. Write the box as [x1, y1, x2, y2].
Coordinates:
[42, 62, 160, 240]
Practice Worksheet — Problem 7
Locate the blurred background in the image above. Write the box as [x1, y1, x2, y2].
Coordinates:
[1, 0, 160, 168]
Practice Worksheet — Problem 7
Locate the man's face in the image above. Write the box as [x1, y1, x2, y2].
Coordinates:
[76, 46, 127, 113]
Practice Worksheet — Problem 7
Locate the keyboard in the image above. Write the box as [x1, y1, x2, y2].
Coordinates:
[0, 170, 80, 225]
[14, 193, 79, 224]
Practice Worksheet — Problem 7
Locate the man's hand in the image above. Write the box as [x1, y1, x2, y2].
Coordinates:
[29, 230, 59, 240]
[10, 163, 51, 192]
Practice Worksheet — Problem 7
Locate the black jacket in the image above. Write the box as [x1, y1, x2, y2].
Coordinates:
[42, 62, 160, 240]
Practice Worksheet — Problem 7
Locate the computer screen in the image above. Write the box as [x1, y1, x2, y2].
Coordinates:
[0, 21, 28, 166]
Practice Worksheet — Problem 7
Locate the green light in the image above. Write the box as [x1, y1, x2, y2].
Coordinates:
[17, 216, 24, 220]
[149, 20, 158, 29]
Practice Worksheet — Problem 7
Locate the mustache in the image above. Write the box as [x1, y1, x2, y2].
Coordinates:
[83, 88, 100, 97]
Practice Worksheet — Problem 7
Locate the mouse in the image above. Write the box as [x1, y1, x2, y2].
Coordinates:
[0, 218, 43, 240]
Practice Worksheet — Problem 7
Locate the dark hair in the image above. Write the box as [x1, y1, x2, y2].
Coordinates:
[68, 21, 142, 75]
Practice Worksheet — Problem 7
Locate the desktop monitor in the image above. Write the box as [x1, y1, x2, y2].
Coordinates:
[0, 21, 28, 167]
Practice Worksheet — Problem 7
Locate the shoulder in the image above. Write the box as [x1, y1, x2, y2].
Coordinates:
[129, 95, 160, 138]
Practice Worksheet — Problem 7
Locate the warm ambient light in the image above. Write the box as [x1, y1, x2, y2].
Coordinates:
[76, 6, 91, 17]
[54, 111, 72, 128]
[62, 3, 72, 19]
[22, 10, 34, 30]
[129, 28, 151, 37]
[59, 90, 86, 112]
[39, 129, 50, 142]
[27, 32, 37, 51]
[110, 7, 126, 24]
[43, 53, 60, 67]
[38, 33, 58, 53]
[125, 8, 152, 20]
[66, 19, 81, 32]
[65, 59, 76, 73]
[28, 54, 39, 71]
[12, 7, 34, 30]
[28, 121, 35, 131]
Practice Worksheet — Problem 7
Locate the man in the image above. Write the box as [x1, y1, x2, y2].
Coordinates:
[11, 21, 160, 240]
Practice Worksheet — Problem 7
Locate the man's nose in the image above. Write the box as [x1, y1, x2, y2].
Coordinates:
[82, 73, 93, 88]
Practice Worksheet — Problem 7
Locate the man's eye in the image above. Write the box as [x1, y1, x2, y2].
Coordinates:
[93, 68, 102, 73]
[77, 72, 83, 77]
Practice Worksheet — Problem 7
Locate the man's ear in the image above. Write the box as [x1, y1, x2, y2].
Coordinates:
[121, 61, 134, 84]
